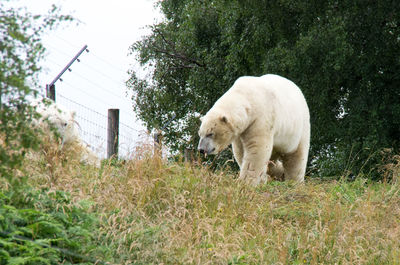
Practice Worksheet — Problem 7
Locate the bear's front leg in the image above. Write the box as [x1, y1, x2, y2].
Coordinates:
[238, 137, 273, 186]
[232, 138, 244, 168]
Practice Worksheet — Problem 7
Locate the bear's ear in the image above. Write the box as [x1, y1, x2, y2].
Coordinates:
[199, 116, 204, 122]
[220, 116, 228, 123]
[71, 111, 76, 119]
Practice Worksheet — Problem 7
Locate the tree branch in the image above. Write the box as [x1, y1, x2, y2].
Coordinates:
[153, 28, 206, 68]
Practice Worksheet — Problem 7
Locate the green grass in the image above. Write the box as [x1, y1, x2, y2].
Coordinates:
[5, 134, 400, 264]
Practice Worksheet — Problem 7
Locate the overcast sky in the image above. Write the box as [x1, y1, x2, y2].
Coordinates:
[12, 0, 161, 157]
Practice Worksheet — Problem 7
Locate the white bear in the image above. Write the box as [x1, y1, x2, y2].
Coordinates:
[31, 98, 100, 167]
[31, 98, 80, 145]
[198, 74, 310, 186]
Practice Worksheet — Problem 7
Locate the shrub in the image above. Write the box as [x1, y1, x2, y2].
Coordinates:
[0, 187, 110, 264]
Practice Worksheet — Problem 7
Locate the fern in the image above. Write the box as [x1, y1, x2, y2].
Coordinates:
[0, 188, 110, 264]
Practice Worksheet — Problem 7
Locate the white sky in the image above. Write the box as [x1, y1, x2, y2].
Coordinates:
[12, 0, 161, 157]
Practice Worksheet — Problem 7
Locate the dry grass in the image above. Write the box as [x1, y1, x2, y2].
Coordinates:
[24, 137, 400, 265]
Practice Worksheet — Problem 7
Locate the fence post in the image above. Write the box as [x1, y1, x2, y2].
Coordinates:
[153, 130, 162, 155]
[184, 148, 192, 162]
[107, 109, 119, 158]
[46, 84, 56, 101]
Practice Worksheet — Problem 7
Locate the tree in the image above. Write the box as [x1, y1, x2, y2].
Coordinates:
[128, 0, 400, 178]
[0, 1, 72, 183]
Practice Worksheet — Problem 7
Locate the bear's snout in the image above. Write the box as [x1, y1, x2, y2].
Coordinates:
[198, 138, 216, 155]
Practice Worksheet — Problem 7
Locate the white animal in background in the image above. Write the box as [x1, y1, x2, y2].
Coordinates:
[31, 98, 80, 145]
[78, 141, 101, 168]
[31, 98, 100, 167]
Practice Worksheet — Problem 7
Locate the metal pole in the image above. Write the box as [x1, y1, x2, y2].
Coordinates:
[45, 45, 88, 101]
[48, 45, 89, 87]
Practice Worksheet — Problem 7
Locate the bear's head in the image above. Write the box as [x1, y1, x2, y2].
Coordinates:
[47, 109, 80, 145]
[197, 112, 235, 155]
[36, 100, 80, 145]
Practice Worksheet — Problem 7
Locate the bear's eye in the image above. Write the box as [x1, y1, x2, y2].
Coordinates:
[206, 133, 213, 138]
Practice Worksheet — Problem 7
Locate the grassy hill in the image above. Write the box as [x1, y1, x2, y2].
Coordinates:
[2, 135, 400, 264]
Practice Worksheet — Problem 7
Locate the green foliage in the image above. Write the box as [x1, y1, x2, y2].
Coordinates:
[0, 1, 73, 184]
[0, 3, 112, 264]
[0, 188, 110, 264]
[128, 0, 400, 179]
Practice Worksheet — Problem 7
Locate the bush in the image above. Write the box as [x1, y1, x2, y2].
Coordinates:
[0, 187, 110, 264]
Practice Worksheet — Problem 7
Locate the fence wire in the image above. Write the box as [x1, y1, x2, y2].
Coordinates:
[57, 94, 151, 159]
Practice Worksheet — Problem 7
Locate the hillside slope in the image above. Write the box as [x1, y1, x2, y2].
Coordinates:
[17, 135, 400, 264]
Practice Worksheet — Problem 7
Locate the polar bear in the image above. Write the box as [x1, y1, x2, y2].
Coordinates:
[31, 98, 100, 167]
[198, 74, 310, 186]
[31, 98, 80, 145]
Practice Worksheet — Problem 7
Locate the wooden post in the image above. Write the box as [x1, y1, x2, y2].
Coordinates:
[184, 148, 192, 162]
[107, 109, 119, 158]
[46, 84, 56, 101]
[153, 130, 162, 155]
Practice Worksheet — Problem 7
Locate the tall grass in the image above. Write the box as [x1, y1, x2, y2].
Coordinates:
[0, 131, 112, 263]
[25, 136, 400, 264]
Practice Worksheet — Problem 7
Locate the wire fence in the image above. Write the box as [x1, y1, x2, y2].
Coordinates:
[34, 38, 158, 160]
[57, 94, 152, 159]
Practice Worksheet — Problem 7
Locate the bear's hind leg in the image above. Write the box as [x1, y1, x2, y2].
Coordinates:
[267, 160, 284, 181]
[282, 141, 308, 182]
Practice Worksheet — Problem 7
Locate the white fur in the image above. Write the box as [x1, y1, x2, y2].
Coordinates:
[77, 141, 101, 168]
[31, 98, 100, 167]
[198, 74, 310, 185]
[31, 98, 80, 145]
